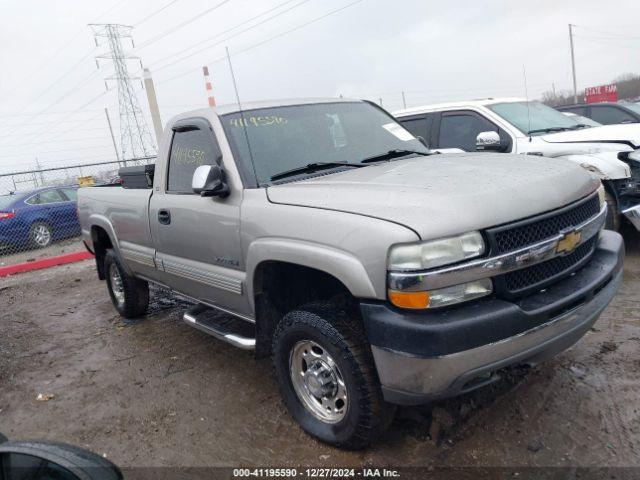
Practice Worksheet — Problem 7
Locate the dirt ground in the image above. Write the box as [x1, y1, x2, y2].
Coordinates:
[1, 229, 640, 471]
[0, 236, 83, 267]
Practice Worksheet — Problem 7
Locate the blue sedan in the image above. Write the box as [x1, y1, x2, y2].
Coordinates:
[0, 186, 80, 250]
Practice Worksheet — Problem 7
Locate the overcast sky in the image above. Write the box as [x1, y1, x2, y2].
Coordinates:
[1, 0, 639, 173]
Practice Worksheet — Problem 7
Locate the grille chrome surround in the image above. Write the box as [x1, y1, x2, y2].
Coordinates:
[500, 236, 597, 296]
[487, 194, 600, 255]
[387, 194, 605, 294]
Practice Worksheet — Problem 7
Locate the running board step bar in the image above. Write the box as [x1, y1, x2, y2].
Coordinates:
[183, 304, 255, 350]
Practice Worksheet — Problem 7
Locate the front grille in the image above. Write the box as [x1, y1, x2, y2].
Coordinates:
[489, 194, 599, 254]
[501, 236, 597, 294]
[486, 193, 601, 298]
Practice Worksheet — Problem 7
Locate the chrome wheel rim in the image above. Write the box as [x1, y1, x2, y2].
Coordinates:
[33, 225, 51, 247]
[109, 263, 125, 306]
[289, 340, 348, 423]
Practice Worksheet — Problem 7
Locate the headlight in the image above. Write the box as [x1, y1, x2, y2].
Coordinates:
[388, 231, 485, 271]
[387, 231, 489, 309]
[597, 184, 605, 209]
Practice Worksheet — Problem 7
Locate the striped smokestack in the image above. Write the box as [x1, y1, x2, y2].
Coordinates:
[202, 66, 216, 108]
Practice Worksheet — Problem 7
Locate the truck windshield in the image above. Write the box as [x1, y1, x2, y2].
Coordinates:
[487, 101, 583, 136]
[621, 101, 640, 115]
[221, 102, 428, 185]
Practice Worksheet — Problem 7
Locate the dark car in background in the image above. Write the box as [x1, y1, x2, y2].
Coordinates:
[0, 186, 80, 251]
[559, 101, 640, 125]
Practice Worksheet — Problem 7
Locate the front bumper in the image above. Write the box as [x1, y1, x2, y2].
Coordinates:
[361, 230, 624, 405]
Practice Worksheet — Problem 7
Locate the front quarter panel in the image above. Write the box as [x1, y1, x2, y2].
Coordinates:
[241, 189, 419, 310]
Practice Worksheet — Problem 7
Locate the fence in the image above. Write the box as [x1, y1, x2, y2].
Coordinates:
[0, 157, 155, 268]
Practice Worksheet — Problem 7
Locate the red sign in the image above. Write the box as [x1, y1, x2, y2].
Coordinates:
[584, 83, 618, 103]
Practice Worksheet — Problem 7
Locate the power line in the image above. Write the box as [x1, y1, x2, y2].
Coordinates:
[3, 69, 103, 138]
[151, 0, 314, 73]
[92, 0, 129, 22]
[133, 0, 181, 27]
[147, 0, 301, 69]
[134, 0, 233, 51]
[0, 135, 112, 148]
[157, 0, 366, 85]
[0, 145, 113, 159]
[0, 0, 125, 99]
[29, 93, 109, 140]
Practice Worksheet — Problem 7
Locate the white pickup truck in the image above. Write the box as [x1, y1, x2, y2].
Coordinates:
[394, 98, 640, 231]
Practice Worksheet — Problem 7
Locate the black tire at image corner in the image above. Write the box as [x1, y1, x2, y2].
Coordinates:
[104, 249, 149, 318]
[272, 302, 394, 449]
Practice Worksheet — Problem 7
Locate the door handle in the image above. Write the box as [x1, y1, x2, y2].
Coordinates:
[158, 209, 171, 225]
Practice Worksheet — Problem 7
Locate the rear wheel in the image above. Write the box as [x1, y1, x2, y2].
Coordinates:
[29, 222, 52, 248]
[104, 249, 149, 318]
[605, 191, 620, 231]
[272, 301, 394, 449]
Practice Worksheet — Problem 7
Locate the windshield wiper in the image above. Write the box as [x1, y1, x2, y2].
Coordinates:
[270, 162, 364, 181]
[361, 149, 430, 164]
[527, 127, 572, 135]
[570, 123, 591, 129]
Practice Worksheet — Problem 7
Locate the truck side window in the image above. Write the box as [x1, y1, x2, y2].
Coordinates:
[438, 113, 498, 152]
[167, 127, 221, 193]
[399, 116, 428, 140]
[590, 106, 636, 125]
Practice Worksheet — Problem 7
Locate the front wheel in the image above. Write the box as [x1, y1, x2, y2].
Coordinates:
[272, 302, 394, 449]
[604, 191, 620, 231]
[104, 249, 149, 318]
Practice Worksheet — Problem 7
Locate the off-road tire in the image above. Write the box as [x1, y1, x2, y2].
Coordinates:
[104, 249, 149, 318]
[272, 301, 395, 449]
[605, 191, 620, 231]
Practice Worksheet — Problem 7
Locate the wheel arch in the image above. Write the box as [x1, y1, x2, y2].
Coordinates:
[247, 239, 377, 357]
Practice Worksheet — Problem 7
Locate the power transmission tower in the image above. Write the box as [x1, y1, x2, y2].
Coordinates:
[90, 24, 156, 161]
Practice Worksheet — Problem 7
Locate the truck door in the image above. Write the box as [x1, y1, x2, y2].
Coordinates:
[149, 117, 248, 317]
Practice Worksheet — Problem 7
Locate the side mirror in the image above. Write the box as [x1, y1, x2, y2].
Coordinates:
[0, 440, 123, 480]
[192, 164, 230, 198]
[476, 131, 506, 152]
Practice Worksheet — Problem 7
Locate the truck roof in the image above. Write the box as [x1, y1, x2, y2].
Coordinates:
[394, 97, 527, 117]
[168, 97, 360, 124]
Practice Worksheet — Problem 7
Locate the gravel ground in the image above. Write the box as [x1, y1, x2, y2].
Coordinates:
[1, 229, 639, 471]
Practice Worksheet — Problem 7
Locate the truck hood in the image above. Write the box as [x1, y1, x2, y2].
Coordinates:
[266, 153, 599, 240]
[541, 124, 640, 147]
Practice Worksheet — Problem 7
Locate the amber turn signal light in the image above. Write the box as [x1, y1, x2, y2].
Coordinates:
[388, 290, 430, 309]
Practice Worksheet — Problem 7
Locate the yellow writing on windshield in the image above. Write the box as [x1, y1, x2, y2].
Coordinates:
[172, 146, 206, 166]
[230, 116, 287, 127]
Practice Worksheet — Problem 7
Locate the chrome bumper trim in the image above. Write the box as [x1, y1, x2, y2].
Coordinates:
[622, 204, 640, 231]
[389, 204, 606, 292]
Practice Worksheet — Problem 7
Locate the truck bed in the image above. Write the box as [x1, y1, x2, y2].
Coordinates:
[78, 185, 154, 253]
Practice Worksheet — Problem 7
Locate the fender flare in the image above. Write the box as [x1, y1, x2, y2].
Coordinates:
[87, 214, 133, 276]
[245, 237, 378, 310]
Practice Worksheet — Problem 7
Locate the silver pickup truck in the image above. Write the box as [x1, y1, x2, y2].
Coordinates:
[78, 98, 624, 448]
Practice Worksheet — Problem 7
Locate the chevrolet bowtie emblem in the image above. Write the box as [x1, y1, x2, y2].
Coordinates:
[556, 230, 582, 254]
